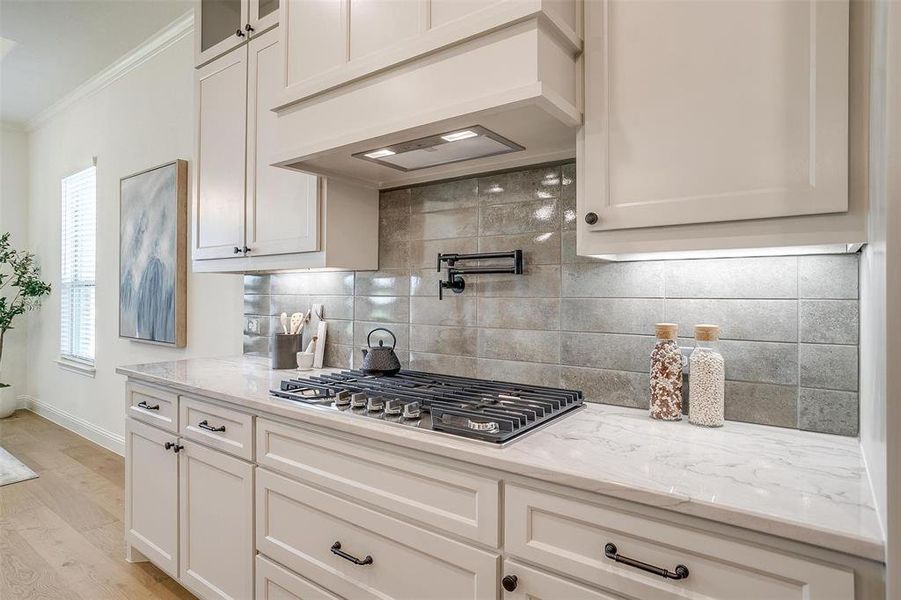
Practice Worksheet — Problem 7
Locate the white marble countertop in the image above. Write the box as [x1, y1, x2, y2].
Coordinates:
[117, 355, 884, 562]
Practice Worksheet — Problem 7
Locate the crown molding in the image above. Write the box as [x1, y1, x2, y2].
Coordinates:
[25, 10, 194, 133]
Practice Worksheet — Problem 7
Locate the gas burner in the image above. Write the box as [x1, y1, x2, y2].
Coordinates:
[270, 370, 583, 444]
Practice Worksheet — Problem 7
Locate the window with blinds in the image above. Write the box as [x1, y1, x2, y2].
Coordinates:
[60, 165, 96, 365]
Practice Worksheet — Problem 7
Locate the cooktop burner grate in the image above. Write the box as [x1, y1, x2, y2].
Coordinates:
[270, 370, 583, 443]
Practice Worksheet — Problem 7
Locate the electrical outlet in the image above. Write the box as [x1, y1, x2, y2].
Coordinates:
[246, 317, 260, 334]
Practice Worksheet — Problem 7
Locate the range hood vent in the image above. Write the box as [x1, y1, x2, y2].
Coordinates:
[352, 125, 524, 172]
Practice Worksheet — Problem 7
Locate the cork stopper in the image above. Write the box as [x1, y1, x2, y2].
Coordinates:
[694, 324, 720, 341]
[655, 323, 678, 340]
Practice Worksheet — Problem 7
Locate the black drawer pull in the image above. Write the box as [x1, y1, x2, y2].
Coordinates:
[604, 543, 689, 580]
[198, 420, 226, 433]
[137, 400, 160, 411]
[330, 541, 373, 566]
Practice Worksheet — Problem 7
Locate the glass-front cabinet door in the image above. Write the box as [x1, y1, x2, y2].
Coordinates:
[195, 0, 249, 67]
[249, 0, 279, 35]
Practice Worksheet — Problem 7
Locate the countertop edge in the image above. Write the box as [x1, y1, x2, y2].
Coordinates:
[116, 366, 886, 563]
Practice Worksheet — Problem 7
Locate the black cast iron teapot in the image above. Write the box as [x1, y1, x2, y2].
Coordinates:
[360, 328, 402, 376]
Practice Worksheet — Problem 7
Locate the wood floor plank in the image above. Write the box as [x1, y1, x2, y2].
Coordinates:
[0, 527, 83, 600]
[63, 444, 125, 487]
[0, 411, 195, 599]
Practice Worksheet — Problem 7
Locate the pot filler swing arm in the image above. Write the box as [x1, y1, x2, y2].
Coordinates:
[436, 250, 524, 299]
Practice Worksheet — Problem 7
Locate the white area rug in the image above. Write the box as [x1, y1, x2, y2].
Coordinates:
[0, 446, 37, 487]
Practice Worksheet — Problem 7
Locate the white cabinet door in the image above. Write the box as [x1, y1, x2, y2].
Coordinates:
[179, 441, 255, 600]
[246, 29, 319, 257]
[125, 418, 179, 579]
[194, 47, 248, 261]
[580, 0, 849, 231]
[248, 0, 279, 35]
[196, 0, 249, 67]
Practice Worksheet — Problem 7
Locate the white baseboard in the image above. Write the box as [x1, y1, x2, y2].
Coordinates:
[18, 395, 125, 456]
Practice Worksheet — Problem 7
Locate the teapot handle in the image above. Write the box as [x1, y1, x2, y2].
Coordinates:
[367, 328, 397, 350]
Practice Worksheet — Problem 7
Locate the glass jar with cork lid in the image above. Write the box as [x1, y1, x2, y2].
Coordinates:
[649, 323, 683, 420]
[689, 324, 725, 427]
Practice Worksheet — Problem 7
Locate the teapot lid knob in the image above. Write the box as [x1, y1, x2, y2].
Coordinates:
[378, 340, 384, 347]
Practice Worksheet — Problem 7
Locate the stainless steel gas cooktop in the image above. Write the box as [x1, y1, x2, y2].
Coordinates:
[270, 370, 583, 445]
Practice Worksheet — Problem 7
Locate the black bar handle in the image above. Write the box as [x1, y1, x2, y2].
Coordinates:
[330, 541, 373, 566]
[604, 543, 689, 580]
[198, 420, 226, 433]
[137, 400, 160, 411]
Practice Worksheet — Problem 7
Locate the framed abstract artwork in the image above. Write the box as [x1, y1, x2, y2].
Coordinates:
[119, 160, 187, 347]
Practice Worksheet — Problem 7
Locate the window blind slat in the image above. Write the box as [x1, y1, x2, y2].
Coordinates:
[60, 166, 96, 364]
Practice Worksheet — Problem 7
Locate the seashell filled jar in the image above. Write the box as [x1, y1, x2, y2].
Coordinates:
[689, 324, 725, 427]
[649, 323, 683, 420]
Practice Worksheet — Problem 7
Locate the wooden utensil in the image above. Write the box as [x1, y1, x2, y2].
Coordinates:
[289, 312, 303, 335]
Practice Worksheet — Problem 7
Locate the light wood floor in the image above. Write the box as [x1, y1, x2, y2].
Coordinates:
[0, 410, 196, 600]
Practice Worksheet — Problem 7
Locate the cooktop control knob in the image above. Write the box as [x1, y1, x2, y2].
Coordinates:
[367, 396, 385, 412]
[402, 402, 421, 420]
[384, 398, 403, 416]
[335, 390, 351, 407]
[351, 393, 367, 408]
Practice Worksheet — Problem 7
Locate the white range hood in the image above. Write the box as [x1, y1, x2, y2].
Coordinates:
[270, 16, 582, 189]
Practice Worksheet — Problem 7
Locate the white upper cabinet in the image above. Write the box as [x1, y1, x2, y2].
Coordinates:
[195, 0, 279, 67]
[272, 0, 583, 188]
[193, 28, 378, 273]
[577, 0, 865, 259]
[246, 28, 319, 257]
[194, 47, 248, 260]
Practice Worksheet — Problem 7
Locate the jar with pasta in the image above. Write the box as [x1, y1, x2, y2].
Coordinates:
[649, 323, 683, 420]
[689, 324, 725, 427]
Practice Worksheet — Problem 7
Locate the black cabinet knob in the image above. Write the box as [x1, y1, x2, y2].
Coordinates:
[233, 246, 241, 254]
[172, 444, 184, 453]
[502, 575, 518, 592]
[244, 23, 254, 33]
[235, 28, 245, 37]
[585, 212, 599, 225]
[164, 442, 174, 450]
[242, 246, 251, 254]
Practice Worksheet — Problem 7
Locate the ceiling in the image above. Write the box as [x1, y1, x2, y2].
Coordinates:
[0, 0, 192, 126]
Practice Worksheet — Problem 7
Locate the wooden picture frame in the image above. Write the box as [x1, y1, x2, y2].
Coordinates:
[119, 159, 188, 347]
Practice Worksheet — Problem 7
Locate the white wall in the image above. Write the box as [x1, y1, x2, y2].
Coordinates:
[25, 26, 243, 452]
[861, 0, 901, 595]
[0, 125, 31, 391]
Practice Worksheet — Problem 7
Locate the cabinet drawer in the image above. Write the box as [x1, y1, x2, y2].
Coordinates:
[256, 418, 499, 545]
[256, 555, 343, 600]
[127, 382, 178, 433]
[179, 396, 254, 460]
[505, 484, 854, 600]
[502, 560, 620, 600]
[256, 468, 499, 600]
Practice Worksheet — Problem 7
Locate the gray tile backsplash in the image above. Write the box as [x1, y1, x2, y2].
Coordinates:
[244, 161, 861, 436]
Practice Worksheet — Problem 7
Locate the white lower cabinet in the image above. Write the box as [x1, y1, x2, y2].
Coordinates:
[179, 441, 255, 600]
[125, 417, 255, 600]
[126, 418, 180, 578]
[255, 467, 499, 600]
[124, 381, 874, 600]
